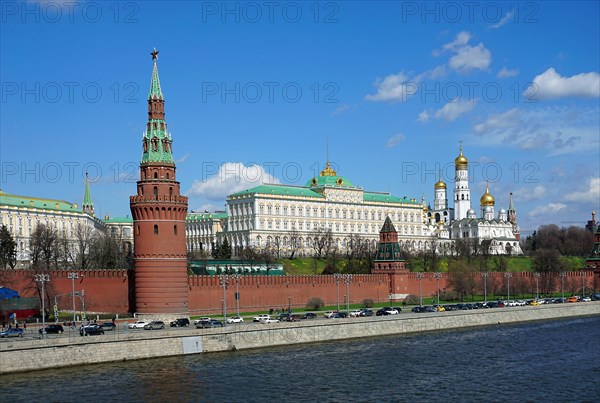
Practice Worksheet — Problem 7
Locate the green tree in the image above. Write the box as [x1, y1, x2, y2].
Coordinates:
[0, 225, 17, 269]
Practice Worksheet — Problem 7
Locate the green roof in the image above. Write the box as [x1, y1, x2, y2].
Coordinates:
[363, 192, 420, 205]
[0, 191, 82, 213]
[187, 212, 228, 221]
[305, 175, 357, 188]
[83, 173, 93, 209]
[149, 59, 164, 100]
[229, 185, 325, 199]
[104, 216, 133, 224]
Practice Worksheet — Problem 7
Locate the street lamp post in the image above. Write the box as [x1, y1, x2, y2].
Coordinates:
[232, 274, 241, 316]
[219, 274, 229, 324]
[35, 274, 50, 337]
[433, 272, 442, 305]
[560, 271, 566, 299]
[343, 274, 352, 314]
[67, 272, 79, 326]
[416, 273, 425, 306]
[505, 272, 512, 302]
[534, 272, 540, 300]
[481, 272, 489, 303]
[334, 274, 341, 311]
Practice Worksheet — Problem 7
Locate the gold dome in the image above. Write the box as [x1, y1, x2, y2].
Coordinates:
[480, 184, 495, 206]
[455, 145, 468, 169]
[434, 179, 447, 189]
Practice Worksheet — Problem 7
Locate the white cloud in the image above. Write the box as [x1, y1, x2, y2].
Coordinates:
[417, 110, 430, 122]
[527, 68, 600, 100]
[489, 10, 515, 29]
[187, 162, 281, 200]
[434, 99, 476, 121]
[332, 104, 351, 116]
[564, 177, 600, 203]
[433, 31, 471, 56]
[472, 106, 599, 155]
[176, 153, 191, 164]
[497, 67, 519, 78]
[365, 66, 447, 103]
[514, 185, 547, 202]
[433, 31, 492, 74]
[385, 133, 406, 148]
[449, 43, 492, 73]
[528, 203, 567, 218]
[365, 71, 418, 102]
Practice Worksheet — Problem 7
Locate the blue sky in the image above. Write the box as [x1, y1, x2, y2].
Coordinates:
[1, 1, 599, 235]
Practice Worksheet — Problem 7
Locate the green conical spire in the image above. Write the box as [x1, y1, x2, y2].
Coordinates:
[82, 172, 94, 215]
[148, 48, 163, 100]
[509, 192, 515, 211]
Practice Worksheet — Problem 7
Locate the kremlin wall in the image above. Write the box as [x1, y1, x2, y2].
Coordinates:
[2, 269, 598, 317]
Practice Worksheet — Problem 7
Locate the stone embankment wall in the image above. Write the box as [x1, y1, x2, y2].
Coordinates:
[1, 303, 598, 375]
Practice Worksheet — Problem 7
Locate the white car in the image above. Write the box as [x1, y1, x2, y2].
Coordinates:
[349, 310, 362, 318]
[260, 318, 280, 324]
[194, 317, 211, 325]
[226, 316, 244, 324]
[253, 314, 270, 322]
[582, 296, 592, 302]
[323, 311, 339, 318]
[128, 321, 150, 329]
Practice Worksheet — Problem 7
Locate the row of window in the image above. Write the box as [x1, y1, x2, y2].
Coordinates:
[252, 204, 421, 223]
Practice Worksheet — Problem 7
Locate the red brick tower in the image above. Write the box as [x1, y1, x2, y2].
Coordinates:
[129, 49, 189, 316]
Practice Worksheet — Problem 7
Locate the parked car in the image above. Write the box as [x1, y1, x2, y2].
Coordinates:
[349, 310, 363, 318]
[582, 296, 592, 302]
[260, 317, 280, 324]
[144, 321, 165, 330]
[567, 296, 578, 303]
[80, 324, 104, 336]
[359, 309, 373, 317]
[331, 312, 348, 319]
[323, 311, 339, 318]
[253, 314, 271, 322]
[39, 324, 64, 334]
[303, 313, 317, 319]
[170, 318, 190, 327]
[128, 321, 150, 329]
[196, 319, 224, 328]
[0, 328, 24, 338]
[529, 300, 541, 306]
[411, 306, 425, 313]
[590, 293, 600, 301]
[193, 317, 211, 325]
[226, 316, 244, 324]
[100, 322, 116, 331]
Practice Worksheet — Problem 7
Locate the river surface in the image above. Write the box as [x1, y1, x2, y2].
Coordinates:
[2, 316, 599, 402]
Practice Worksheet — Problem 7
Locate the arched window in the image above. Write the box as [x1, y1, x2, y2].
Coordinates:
[169, 187, 173, 198]
[166, 173, 170, 179]
[174, 225, 178, 235]
[154, 172, 158, 179]
[153, 225, 158, 235]
[136, 225, 140, 236]
[153, 187, 158, 198]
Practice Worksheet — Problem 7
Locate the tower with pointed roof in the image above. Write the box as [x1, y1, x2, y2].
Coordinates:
[129, 49, 189, 317]
[373, 216, 406, 270]
[507, 192, 520, 240]
[82, 172, 94, 216]
[454, 144, 471, 220]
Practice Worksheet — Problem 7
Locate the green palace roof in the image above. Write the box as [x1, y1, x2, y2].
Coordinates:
[305, 175, 357, 188]
[363, 192, 420, 205]
[0, 191, 82, 213]
[104, 216, 133, 224]
[229, 185, 325, 199]
[187, 212, 228, 221]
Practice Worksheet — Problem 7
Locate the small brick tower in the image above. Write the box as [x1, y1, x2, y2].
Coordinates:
[129, 49, 189, 317]
[373, 216, 408, 302]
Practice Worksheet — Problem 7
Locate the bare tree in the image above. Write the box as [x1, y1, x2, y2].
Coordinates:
[29, 223, 59, 270]
[310, 226, 333, 259]
[286, 227, 301, 259]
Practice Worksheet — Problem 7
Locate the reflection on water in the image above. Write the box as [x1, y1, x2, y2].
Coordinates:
[3, 316, 600, 402]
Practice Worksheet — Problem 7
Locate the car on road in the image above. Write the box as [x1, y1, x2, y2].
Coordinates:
[331, 312, 348, 319]
[411, 306, 425, 313]
[582, 296, 592, 302]
[226, 316, 244, 324]
[170, 318, 190, 327]
[377, 307, 399, 316]
[303, 313, 317, 320]
[260, 317, 280, 324]
[567, 296, 578, 303]
[359, 309, 373, 317]
[0, 328, 24, 338]
[349, 310, 363, 318]
[100, 322, 116, 331]
[323, 311, 339, 318]
[39, 324, 64, 334]
[253, 314, 271, 322]
[196, 319, 224, 328]
[128, 321, 150, 329]
[529, 300, 541, 306]
[144, 321, 165, 330]
[80, 324, 104, 336]
[193, 317, 211, 325]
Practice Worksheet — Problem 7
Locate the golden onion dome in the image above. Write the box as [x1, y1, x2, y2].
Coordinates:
[455, 146, 468, 169]
[434, 179, 447, 189]
[480, 184, 495, 206]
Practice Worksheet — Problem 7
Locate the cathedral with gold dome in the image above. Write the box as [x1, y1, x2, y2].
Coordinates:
[423, 145, 522, 255]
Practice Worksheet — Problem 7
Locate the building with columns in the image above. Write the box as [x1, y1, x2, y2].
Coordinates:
[224, 161, 429, 256]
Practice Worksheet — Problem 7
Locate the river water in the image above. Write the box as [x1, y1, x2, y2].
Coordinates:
[2, 316, 599, 402]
